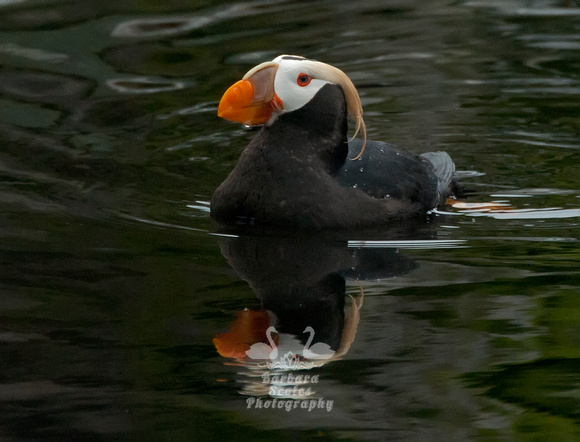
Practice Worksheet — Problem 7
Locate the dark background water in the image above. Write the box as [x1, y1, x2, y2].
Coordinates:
[1, 0, 579, 440]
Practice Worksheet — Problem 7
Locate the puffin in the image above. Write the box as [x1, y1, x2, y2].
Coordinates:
[211, 55, 455, 230]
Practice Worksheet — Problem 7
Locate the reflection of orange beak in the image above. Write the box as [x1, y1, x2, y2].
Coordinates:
[213, 310, 277, 359]
[217, 62, 283, 126]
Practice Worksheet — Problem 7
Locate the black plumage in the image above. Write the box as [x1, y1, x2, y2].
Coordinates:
[211, 84, 454, 229]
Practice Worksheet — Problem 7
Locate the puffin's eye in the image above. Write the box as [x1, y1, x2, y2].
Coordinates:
[296, 73, 312, 87]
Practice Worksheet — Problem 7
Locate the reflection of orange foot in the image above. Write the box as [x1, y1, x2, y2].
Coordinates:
[446, 198, 513, 212]
[213, 310, 277, 359]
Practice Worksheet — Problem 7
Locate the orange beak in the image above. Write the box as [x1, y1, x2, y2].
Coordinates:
[217, 62, 283, 126]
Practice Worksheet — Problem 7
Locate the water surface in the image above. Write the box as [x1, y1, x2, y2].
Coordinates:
[1, 0, 579, 440]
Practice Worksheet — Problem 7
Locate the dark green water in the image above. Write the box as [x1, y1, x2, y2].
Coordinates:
[1, 0, 579, 440]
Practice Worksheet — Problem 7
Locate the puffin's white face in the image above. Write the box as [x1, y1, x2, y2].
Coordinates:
[218, 55, 366, 155]
[270, 55, 332, 116]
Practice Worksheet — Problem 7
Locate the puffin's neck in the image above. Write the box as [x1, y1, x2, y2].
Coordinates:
[262, 84, 349, 174]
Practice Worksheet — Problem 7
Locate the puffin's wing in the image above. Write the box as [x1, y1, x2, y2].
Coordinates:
[335, 139, 443, 208]
[420, 151, 455, 197]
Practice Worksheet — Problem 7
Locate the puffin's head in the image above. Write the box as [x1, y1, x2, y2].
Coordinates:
[218, 55, 366, 158]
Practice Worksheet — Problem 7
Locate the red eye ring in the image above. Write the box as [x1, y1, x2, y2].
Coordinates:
[296, 73, 312, 87]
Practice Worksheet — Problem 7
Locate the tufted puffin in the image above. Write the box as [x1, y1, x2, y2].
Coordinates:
[211, 55, 455, 230]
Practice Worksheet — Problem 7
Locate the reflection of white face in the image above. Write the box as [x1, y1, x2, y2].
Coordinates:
[272, 55, 332, 116]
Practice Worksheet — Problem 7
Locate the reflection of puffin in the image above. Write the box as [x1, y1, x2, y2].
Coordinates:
[215, 233, 416, 359]
[212, 55, 455, 229]
[245, 326, 278, 360]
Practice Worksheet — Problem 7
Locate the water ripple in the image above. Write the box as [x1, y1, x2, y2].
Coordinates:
[106, 77, 187, 94]
[348, 239, 468, 249]
[436, 207, 580, 220]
